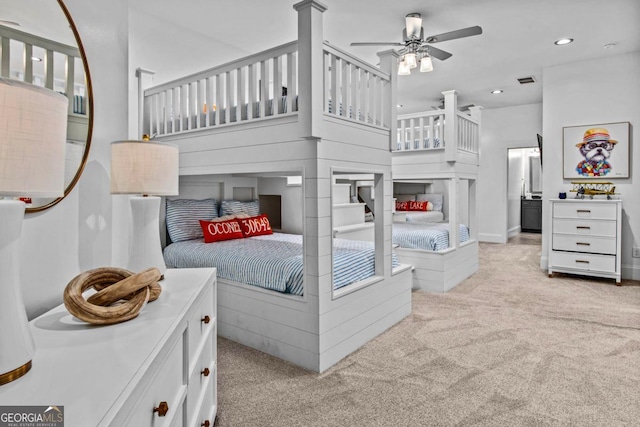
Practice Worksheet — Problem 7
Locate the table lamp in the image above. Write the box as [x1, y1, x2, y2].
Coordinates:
[110, 138, 179, 276]
[0, 78, 68, 385]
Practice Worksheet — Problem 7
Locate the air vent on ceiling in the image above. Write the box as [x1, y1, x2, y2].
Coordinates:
[517, 76, 536, 84]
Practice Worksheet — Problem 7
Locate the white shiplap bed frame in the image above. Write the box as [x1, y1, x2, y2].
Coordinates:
[392, 90, 480, 292]
[144, 0, 413, 373]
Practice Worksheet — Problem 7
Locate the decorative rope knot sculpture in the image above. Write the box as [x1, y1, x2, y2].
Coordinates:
[63, 267, 162, 325]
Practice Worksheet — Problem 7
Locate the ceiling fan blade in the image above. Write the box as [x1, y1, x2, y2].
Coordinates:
[424, 26, 483, 43]
[405, 13, 422, 38]
[424, 45, 453, 61]
[350, 42, 405, 46]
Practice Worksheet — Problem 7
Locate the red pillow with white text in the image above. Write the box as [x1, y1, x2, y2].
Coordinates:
[237, 214, 273, 237]
[199, 219, 244, 243]
[396, 200, 432, 211]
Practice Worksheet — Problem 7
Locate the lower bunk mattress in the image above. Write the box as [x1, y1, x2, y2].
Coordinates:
[164, 232, 399, 296]
[401, 211, 444, 223]
[392, 222, 470, 251]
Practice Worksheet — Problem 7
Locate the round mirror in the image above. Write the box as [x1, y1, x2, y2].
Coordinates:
[0, 0, 93, 212]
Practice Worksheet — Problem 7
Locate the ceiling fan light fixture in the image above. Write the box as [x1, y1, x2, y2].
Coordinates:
[405, 52, 417, 69]
[420, 55, 433, 72]
[398, 60, 411, 76]
[405, 13, 422, 39]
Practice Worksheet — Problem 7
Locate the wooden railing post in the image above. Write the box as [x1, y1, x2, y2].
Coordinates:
[442, 89, 458, 162]
[377, 50, 398, 151]
[294, 0, 327, 139]
[136, 68, 155, 139]
[448, 177, 459, 249]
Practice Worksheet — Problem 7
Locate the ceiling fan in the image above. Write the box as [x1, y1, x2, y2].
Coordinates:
[350, 13, 482, 74]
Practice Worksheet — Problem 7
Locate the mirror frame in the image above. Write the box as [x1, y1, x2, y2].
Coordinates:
[26, 0, 93, 213]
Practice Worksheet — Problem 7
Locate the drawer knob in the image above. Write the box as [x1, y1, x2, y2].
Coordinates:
[575, 260, 590, 264]
[201, 367, 210, 377]
[201, 315, 211, 324]
[576, 226, 591, 230]
[202, 421, 211, 427]
[153, 401, 169, 417]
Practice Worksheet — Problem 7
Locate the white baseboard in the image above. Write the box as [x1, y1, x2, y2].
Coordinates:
[478, 233, 506, 244]
[508, 226, 521, 238]
[621, 264, 640, 281]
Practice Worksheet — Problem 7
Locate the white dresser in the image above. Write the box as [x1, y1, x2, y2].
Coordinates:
[0, 268, 217, 427]
[548, 199, 622, 283]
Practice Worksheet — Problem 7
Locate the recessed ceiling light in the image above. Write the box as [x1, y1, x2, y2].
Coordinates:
[491, 89, 503, 94]
[603, 43, 617, 49]
[31, 56, 42, 62]
[397, 104, 403, 108]
[554, 38, 574, 46]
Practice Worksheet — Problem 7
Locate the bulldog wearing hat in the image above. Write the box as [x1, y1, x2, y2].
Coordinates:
[575, 128, 617, 176]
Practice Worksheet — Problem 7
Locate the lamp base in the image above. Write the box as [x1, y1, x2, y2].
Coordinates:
[127, 196, 167, 275]
[0, 360, 32, 386]
[0, 200, 35, 386]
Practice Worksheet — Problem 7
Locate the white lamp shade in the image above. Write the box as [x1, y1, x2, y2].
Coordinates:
[0, 78, 68, 197]
[404, 52, 417, 69]
[398, 60, 411, 76]
[111, 140, 179, 196]
[420, 56, 434, 72]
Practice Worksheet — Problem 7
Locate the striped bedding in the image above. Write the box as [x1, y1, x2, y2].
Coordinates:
[393, 222, 470, 251]
[163, 233, 398, 296]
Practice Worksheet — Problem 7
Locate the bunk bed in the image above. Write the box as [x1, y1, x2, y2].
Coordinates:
[140, 0, 412, 373]
[392, 90, 480, 293]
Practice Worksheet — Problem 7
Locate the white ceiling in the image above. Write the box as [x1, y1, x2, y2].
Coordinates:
[134, 0, 640, 113]
[5, 0, 640, 114]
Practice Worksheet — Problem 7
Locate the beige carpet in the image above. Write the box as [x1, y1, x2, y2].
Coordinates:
[215, 234, 640, 426]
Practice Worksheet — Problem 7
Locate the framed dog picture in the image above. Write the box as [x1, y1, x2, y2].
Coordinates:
[563, 122, 630, 179]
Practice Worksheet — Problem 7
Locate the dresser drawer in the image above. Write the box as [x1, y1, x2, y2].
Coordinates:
[187, 332, 215, 419]
[124, 335, 185, 427]
[553, 202, 617, 220]
[552, 218, 616, 237]
[191, 368, 216, 427]
[551, 251, 616, 273]
[188, 284, 215, 369]
[552, 234, 617, 255]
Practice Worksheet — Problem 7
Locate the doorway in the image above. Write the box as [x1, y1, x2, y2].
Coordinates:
[507, 147, 542, 238]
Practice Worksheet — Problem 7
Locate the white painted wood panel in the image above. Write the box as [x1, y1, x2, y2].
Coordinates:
[218, 321, 319, 372]
[319, 302, 411, 372]
[396, 241, 478, 292]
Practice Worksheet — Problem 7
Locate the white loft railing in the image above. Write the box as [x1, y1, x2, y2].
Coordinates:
[396, 110, 445, 151]
[0, 24, 88, 116]
[456, 112, 479, 154]
[143, 41, 299, 137]
[322, 42, 391, 129]
[395, 91, 480, 160]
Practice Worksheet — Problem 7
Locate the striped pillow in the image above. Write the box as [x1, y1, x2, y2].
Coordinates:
[220, 200, 260, 217]
[166, 198, 218, 243]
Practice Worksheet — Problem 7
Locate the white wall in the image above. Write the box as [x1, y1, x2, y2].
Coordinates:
[20, 0, 129, 319]
[541, 51, 640, 279]
[478, 103, 542, 243]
